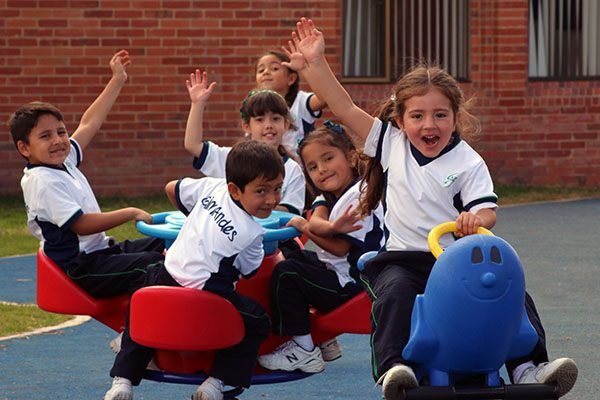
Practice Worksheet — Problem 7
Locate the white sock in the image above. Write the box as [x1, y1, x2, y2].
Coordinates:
[513, 360, 536, 382]
[293, 334, 314, 351]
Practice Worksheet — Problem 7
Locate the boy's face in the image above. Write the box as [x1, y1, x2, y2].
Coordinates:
[17, 114, 70, 166]
[228, 173, 284, 219]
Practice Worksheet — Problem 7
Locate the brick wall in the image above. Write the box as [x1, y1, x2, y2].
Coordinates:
[1, 0, 598, 197]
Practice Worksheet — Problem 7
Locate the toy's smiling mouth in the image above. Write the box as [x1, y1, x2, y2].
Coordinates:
[462, 277, 512, 301]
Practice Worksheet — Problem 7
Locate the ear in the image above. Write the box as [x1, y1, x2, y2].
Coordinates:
[16, 140, 31, 159]
[393, 115, 404, 130]
[241, 121, 251, 133]
[227, 182, 242, 200]
[287, 71, 298, 87]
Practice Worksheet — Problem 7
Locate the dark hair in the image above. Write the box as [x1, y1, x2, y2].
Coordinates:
[8, 101, 64, 147]
[298, 121, 365, 203]
[360, 62, 480, 215]
[226, 140, 285, 191]
[255, 51, 300, 107]
[239, 89, 293, 125]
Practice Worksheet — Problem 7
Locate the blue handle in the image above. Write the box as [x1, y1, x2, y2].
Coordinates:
[137, 210, 300, 253]
[357, 251, 378, 271]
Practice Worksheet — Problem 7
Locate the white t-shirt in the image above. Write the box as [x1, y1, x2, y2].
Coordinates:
[364, 118, 498, 252]
[282, 90, 322, 154]
[192, 141, 305, 214]
[312, 180, 385, 287]
[20, 139, 111, 267]
[165, 177, 265, 292]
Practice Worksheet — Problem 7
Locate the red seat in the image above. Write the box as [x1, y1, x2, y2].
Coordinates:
[36, 248, 128, 332]
[310, 291, 372, 339]
[129, 286, 244, 351]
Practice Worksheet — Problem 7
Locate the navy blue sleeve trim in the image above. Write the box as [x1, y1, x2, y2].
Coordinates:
[70, 138, 82, 167]
[278, 204, 301, 215]
[192, 141, 210, 170]
[375, 120, 388, 162]
[337, 233, 363, 248]
[464, 196, 499, 211]
[305, 93, 322, 118]
[311, 200, 329, 211]
[174, 179, 191, 215]
[63, 209, 84, 229]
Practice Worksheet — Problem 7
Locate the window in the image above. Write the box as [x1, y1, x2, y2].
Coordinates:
[529, 0, 600, 79]
[343, 0, 470, 81]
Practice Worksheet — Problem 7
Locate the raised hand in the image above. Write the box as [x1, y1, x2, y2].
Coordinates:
[293, 17, 325, 64]
[109, 49, 131, 84]
[281, 39, 306, 72]
[330, 204, 362, 234]
[186, 69, 217, 105]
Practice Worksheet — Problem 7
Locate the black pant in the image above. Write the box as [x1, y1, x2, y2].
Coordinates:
[270, 249, 362, 336]
[110, 262, 270, 388]
[66, 237, 165, 298]
[361, 251, 549, 382]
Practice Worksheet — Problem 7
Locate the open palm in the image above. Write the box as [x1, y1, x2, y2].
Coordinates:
[186, 69, 216, 104]
[294, 18, 325, 64]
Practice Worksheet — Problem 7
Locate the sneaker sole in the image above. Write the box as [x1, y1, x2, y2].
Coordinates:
[380, 366, 418, 400]
[540, 358, 578, 397]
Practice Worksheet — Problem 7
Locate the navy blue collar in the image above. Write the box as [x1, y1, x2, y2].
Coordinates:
[25, 162, 68, 172]
[410, 132, 462, 166]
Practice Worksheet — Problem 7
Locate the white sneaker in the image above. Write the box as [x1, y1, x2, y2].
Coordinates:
[109, 332, 123, 353]
[377, 364, 418, 400]
[258, 340, 325, 373]
[192, 377, 224, 400]
[515, 358, 578, 397]
[103, 377, 133, 400]
[319, 337, 342, 361]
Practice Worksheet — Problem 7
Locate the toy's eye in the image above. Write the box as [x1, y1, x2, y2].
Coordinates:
[490, 246, 502, 264]
[471, 247, 484, 264]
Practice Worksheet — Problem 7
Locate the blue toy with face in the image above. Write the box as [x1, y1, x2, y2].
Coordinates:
[402, 234, 539, 386]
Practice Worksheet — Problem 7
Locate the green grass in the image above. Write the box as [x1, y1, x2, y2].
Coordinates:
[0, 302, 71, 337]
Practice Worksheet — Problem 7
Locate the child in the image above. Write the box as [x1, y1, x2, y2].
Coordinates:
[8, 50, 165, 299]
[183, 69, 305, 215]
[289, 18, 578, 399]
[104, 140, 282, 400]
[255, 51, 327, 154]
[257, 122, 384, 373]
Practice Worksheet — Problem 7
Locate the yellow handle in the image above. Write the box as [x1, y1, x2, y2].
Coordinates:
[427, 222, 494, 259]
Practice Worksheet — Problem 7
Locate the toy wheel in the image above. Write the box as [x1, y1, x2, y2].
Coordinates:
[427, 221, 494, 259]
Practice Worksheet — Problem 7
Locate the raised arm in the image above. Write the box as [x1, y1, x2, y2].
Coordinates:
[71, 50, 131, 151]
[183, 69, 217, 158]
[290, 18, 374, 141]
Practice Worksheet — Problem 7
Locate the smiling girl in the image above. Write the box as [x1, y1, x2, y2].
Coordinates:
[257, 122, 384, 373]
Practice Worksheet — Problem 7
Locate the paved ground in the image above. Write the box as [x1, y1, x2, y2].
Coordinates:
[0, 199, 598, 400]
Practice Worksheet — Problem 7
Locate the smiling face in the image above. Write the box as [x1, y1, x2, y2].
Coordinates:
[394, 88, 457, 158]
[229, 173, 284, 219]
[243, 111, 289, 148]
[17, 113, 70, 166]
[301, 141, 355, 198]
[255, 54, 297, 96]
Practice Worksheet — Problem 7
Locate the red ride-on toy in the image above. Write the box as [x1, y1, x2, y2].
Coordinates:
[36, 210, 373, 398]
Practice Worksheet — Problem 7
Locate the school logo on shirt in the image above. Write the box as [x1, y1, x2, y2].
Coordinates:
[443, 173, 458, 187]
[200, 195, 238, 242]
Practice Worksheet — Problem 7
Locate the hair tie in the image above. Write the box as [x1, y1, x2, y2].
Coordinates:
[323, 120, 344, 135]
